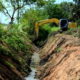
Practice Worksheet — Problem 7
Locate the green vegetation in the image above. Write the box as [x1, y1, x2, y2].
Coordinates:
[0, 24, 33, 79]
[41, 24, 60, 32]
[0, 0, 80, 79]
[64, 27, 80, 38]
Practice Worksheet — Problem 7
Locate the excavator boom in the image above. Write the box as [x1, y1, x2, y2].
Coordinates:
[35, 18, 77, 38]
[35, 18, 60, 38]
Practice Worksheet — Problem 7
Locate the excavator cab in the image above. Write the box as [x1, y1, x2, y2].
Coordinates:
[59, 19, 68, 31]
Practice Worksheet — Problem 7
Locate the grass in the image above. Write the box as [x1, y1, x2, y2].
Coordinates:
[0, 24, 34, 77]
[41, 24, 60, 32]
[50, 27, 60, 32]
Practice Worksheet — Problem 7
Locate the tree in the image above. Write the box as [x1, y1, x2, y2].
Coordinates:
[45, 4, 65, 19]
[0, 0, 27, 24]
[0, 0, 49, 24]
[72, 0, 80, 21]
[73, 0, 80, 5]
[20, 8, 48, 35]
[60, 2, 74, 19]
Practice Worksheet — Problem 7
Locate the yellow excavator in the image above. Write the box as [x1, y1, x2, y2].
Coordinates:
[35, 18, 77, 38]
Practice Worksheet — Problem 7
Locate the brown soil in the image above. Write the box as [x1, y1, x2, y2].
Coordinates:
[37, 34, 80, 80]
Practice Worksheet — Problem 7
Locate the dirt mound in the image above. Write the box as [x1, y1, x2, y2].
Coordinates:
[37, 34, 80, 80]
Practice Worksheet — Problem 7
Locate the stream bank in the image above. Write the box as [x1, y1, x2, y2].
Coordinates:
[0, 41, 36, 80]
[36, 34, 80, 80]
[0, 27, 37, 80]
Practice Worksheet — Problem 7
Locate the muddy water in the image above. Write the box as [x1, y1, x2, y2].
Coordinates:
[25, 52, 40, 80]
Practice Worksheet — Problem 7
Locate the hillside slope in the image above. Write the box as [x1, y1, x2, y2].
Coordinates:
[37, 34, 80, 80]
[0, 25, 37, 80]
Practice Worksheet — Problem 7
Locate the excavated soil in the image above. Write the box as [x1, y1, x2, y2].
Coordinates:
[36, 34, 80, 80]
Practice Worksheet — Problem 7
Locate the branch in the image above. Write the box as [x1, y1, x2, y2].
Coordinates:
[15, 4, 26, 10]
[10, 0, 16, 9]
[4, 7, 11, 18]
[0, 2, 11, 18]
[2, 10, 8, 16]
[11, 4, 25, 19]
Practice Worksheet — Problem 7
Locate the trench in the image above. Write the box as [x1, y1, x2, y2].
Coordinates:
[25, 52, 40, 80]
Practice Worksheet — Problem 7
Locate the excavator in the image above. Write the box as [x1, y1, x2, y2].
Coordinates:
[34, 18, 77, 38]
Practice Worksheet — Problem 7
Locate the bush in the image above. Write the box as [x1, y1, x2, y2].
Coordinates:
[20, 9, 48, 39]
[0, 24, 33, 78]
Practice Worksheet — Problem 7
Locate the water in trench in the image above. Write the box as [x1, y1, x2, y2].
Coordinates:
[25, 52, 40, 80]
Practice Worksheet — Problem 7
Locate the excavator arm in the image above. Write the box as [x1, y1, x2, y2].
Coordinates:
[34, 18, 77, 38]
[35, 18, 60, 38]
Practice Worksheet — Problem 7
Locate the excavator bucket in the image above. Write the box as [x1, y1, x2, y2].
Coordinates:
[68, 22, 77, 28]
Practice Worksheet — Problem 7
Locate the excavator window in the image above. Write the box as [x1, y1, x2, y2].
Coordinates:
[60, 19, 68, 31]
